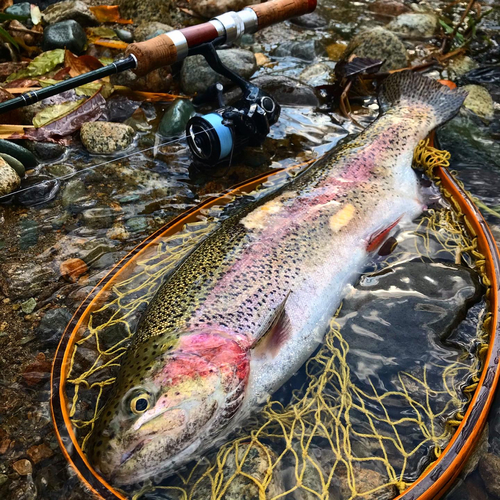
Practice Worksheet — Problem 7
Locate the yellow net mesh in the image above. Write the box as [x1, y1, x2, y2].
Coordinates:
[64, 142, 490, 500]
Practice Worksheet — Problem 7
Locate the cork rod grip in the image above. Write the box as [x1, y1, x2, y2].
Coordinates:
[125, 35, 177, 76]
[249, 0, 317, 29]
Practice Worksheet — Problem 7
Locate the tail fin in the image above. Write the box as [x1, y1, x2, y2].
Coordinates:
[378, 71, 467, 127]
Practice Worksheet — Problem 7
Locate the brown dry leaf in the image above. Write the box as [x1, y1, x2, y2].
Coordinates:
[113, 87, 185, 102]
[88, 5, 132, 24]
[0, 0, 13, 12]
[64, 50, 103, 77]
[255, 53, 270, 66]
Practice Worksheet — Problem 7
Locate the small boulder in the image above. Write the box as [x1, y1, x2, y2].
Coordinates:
[272, 40, 326, 61]
[37, 307, 73, 344]
[341, 27, 408, 72]
[446, 54, 479, 79]
[42, 20, 87, 55]
[80, 122, 135, 154]
[158, 99, 195, 138]
[461, 85, 494, 121]
[299, 62, 335, 86]
[387, 12, 438, 38]
[189, 0, 260, 19]
[0, 158, 20, 196]
[134, 21, 174, 42]
[368, 0, 410, 20]
[110, 66, 172, 93]
[181, 49, 257, 95]
[115, 0, 175, 25]
[249, 75, 319, 107]
[0, 153, 24, 177]
[42, 0, 98, 26]
[479, 453, 500, 498]
[115, 28, 133, 43]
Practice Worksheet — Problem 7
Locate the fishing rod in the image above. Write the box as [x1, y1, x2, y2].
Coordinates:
[0, 0, 316, 114]
[0, 0, 316, 167]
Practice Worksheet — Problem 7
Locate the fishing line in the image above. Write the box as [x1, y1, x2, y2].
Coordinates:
[0, 130, 205, 202]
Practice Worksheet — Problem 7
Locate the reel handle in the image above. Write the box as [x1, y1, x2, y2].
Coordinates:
[126, 0, 317, 76]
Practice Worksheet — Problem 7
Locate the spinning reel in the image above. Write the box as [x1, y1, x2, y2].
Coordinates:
[185, 41, 280, 166]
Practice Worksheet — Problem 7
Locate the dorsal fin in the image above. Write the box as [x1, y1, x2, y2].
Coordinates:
[252, 292, 292, 357]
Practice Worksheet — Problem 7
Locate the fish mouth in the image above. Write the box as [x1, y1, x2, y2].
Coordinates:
[119, 440, 147, 467]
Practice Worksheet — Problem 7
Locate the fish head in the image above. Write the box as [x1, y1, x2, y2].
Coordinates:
[88, 330, 250, 485]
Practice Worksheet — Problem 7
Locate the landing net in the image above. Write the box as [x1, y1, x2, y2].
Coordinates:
[63, 141, 490, 500]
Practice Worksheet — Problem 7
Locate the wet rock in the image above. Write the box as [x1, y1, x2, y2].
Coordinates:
[181, 49, 257, 94]
[462, 424, 489, 477]
[299, 62, 335, 86]
[106, 96, 140, 122]
[45, 163, 75, 178]
[273, 40, 326, 61]
[22, 353, 52, 386]
[115, 28, 133, 43]
[42, 0, 98, 26]
[290, 11, 328, 29]
[5, 3, 31, 19]
[24, 141, 66, 161]
[82, 207, 118, 229]
[387, 12, 438, 38]
[158, 99, 195, 138]
[60, 258, 88, 283]
[106, 224, 130, 241]
[229, 75, 320, 107]
[27, 443, 53, 464]
[189, 0, 259, 18]
[61, 178, 89, 209]
[192, 443, 284, 499]
[368, 0, 410, 20]
[21, 298, 37, 314]
[0, 159, 21, 196]
[0, 474, 7, 485]
[479, 453, 500, 497]
[37, 307, 72, 344]
[80, 122, 135, 154]
[446, 55, 479, 80]
[341, 27, 408, 72]
[12, 460, 32, 476]
[80, 238, 119, 265]
[115, 0, 174, 25]
[110, 66, 173, 93]
[437, 113, 500, 168]
[461, 85, 495, 121]
[19, 219, 39, 250]
[134, 21, 174, 42]
[42, 20, 87, 55]
[15, 177, 59, 207]
[0, 153, 24, 177]
[339, 466, 396, 499]
[1, 262, 58, 300]
[0, 139, 38, 169]
[125, 216, 149, 233]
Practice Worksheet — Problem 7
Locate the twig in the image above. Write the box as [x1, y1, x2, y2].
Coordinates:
[442, 0, 476, 53]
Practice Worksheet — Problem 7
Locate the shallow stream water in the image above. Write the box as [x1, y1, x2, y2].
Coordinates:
[0, 0, 499, 498]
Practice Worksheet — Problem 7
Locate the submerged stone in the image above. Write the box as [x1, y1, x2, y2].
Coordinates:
[21, 297, 37, 314]
[158, 99, 195, 138]
[115, 28, 133, 43]
[249, 75, 320, 107]
[273, 40, 326, 61]
[37, 307, 73, 344]
[26, 141, 66, 161]
[181, 49, 257, 94]
[42, 20, 87, 55]
[341, 27, 408, 72]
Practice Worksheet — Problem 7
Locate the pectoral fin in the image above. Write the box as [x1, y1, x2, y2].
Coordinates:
[252, 292, 292, 357]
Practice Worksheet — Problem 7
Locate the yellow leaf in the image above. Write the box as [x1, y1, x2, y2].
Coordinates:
[33, 99, 85, 128]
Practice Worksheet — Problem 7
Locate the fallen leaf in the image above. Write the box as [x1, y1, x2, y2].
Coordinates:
[114, 87, 184, 102]
[6, 48, 65, 82]
[87, 26, 118, 39]
[0, 125, 33, 139]
[90, 38, 128, 50]
[30, 4, 41, 25]
[74, 81, 114, 98]
[0, 0, 13, 12]
[88, 5, 132, 24]
[33, 98, 85, 128]
[0, 61, 28, 82]
[64, 50, 103, 77]
[24, 90, 106, 140]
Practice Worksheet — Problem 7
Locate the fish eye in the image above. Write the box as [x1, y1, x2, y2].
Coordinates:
[127, 391, 153, 415]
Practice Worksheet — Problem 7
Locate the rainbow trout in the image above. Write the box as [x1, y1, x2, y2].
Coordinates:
[90, 72, 466, 484]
